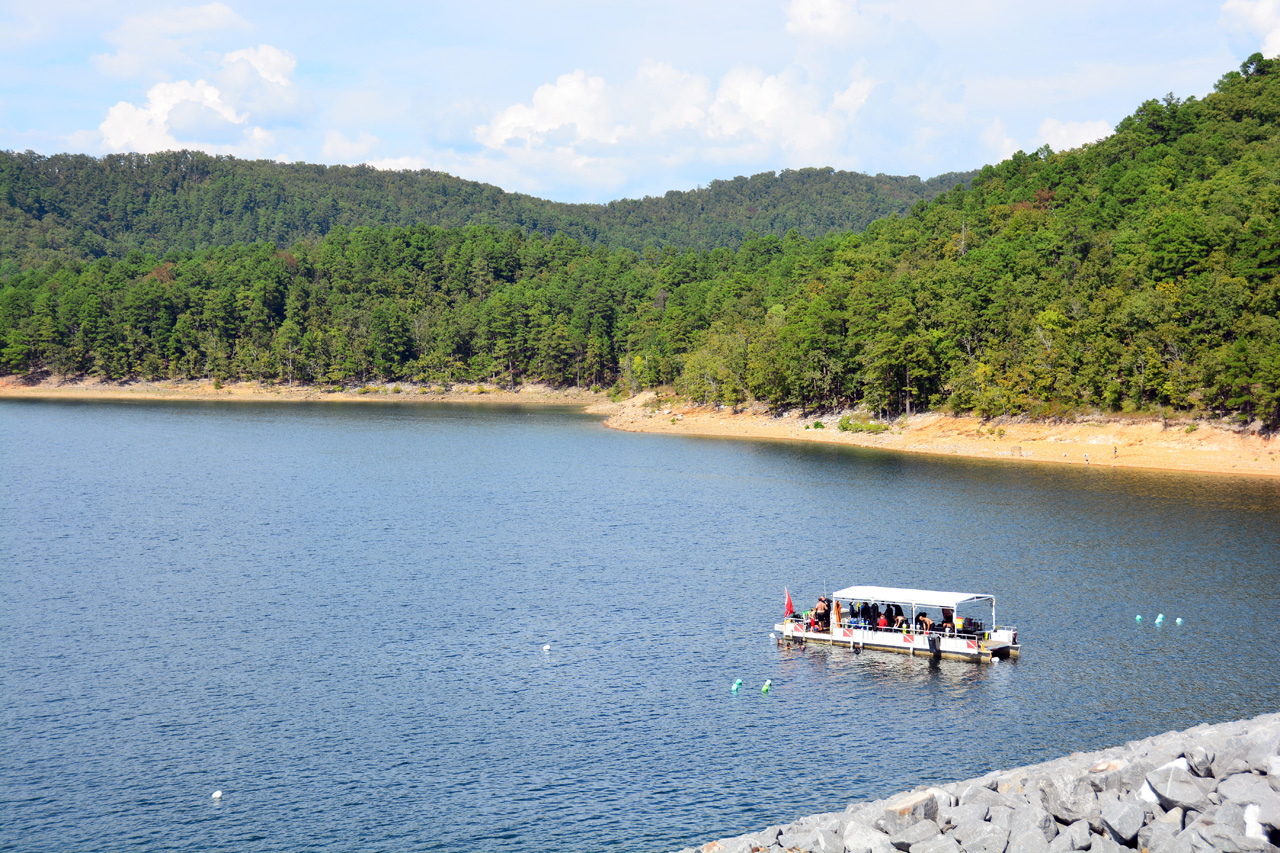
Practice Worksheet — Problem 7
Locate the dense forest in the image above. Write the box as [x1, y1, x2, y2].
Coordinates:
[0, 151, 972, 263]
[2, 55, 1278, 428]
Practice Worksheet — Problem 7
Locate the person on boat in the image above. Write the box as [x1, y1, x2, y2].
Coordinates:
[858, 601, 872, 625]
[916, 611, 934, 632]
[891, 608, 907, 629]
[812, 596, 830, 631]
[870, 603, 882, 626]
[940, 608, 956, 634]
[876, 611, 888, 629]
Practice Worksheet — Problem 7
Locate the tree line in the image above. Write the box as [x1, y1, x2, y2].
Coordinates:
[0, 149, 972, 267]
[2, 55, 1277, 428]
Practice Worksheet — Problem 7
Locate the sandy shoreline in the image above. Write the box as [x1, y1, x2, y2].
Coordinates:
[4, 376, 1276, 478]
[596, 391, 1279, 479]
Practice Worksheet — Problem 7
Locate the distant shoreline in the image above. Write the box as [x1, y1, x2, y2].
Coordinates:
[3, 376, 1275, 479]
[600, 391, 1279, 480]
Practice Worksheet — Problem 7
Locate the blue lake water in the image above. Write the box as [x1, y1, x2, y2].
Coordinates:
[2, 399, 1278, 852]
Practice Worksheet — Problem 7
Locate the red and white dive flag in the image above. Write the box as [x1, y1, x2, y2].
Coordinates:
[784, 588, 795, 617]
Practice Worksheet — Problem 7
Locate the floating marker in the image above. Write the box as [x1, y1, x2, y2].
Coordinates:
[543, 644, 550, 652]
[1176, 617, 1183, 625]
[761, 679, 772, 694]
[211, 791, 222, 800]
[1156, 614, 1165, 625]
[769, 633, 775, 640]
[731, 679, 742, 693]
[1136, 615, 1142, 622]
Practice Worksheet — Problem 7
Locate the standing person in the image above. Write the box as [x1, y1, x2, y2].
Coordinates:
[916, 611, 934, 632]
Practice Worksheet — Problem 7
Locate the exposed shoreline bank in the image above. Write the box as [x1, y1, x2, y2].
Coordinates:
[3, 376, 1276, 478]
[598, 392, 1279, 479]
[671, 711, 1280, 853]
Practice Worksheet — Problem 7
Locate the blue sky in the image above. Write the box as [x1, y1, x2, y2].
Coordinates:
[2, 1, 1278, 203]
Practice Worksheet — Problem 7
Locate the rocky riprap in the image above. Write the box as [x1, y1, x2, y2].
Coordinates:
[674, 712, 1280, 853]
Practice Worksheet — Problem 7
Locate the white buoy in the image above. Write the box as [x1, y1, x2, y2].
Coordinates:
[542, 644, 550, 653]
[769, 633, 775, 640]
[211, 791, 222, 800]
[1176, 617, 1183, 625]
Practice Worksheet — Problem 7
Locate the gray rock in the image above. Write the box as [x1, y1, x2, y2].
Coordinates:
[775, 829, 811, 850]
[883, 791, 939, 835]
[905, 835, 959, 853]
[1008, 803, 1057, 843]
[1219, 773, 1279, 805]
[843, 821, 895, 853]
[715, 838, 752, 853]
[1063, 819, 1091, 850]
[889, 819, 939, 851]
[1046, 832, 1075, 853]
[1187, 744, 1216, 777]
[959, 785, 1012, 810]
[753, 826, 783, 847]
[1100, 799, 1144, 846]
[942, 803, 989, 828]
[986, 806, 1013, 829]
[1087, 832, 1124, 853]
[1214, 738, 1255, 780]
[950, 821, 1008, 853]
[1147, 763, 1215, 812]
[1142, 818, 1182, 853]
[1041, 778, 1099, 825]
[1268, 756, 1280, 792]
[1005, 827, 1051, 853]
[926, 787, 956, 810]
[810, 827, 843, 853]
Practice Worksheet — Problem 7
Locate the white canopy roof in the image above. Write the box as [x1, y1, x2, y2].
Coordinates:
[831, 585, 993, 610]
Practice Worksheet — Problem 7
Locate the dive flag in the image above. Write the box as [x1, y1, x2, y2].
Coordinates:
[784, 588, 795, 617]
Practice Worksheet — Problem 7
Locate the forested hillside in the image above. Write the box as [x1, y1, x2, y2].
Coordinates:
[0, 150, 971, 263]
[2, 55, 1278, 427]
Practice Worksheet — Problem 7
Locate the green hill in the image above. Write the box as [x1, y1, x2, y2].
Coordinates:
[2, 54, 1277, 428]
[0, 150, 973, 265]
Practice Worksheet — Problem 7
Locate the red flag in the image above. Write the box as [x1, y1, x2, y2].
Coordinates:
[784, 588, 794, 617]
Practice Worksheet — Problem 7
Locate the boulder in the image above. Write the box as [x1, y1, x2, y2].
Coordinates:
[904, 835, 959, 853]
[1040, 778, 1099, 825]
[958, 785, 1012, 810]
[1008, 803, 1057, 843]
[1063, 819, 1092, 850]
[1219, 773, 1279, 807]
[1147, 763, 1215, 812]
[950, 821, 1008, 853]
[1005, 827, 1051, 853]
[882, 791, 939, 835]
[1086, 832, 1123, 853]
[986, 806, 1013, 829]
[1186, 744, 1216, 777]
[842, 821, 895, 853]
[1100, 799, 1144, 846]
[942, 803, 989, 828]
[888, 819, 939, 851]
[810, 827, 843, 853]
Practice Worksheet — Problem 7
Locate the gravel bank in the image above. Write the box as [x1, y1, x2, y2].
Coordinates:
[674, 712, 1280, 853]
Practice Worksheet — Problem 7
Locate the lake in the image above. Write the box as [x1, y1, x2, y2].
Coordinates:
[2, 399, 1278, 852]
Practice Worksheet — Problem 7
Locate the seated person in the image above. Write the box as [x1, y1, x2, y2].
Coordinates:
[876, 610, 888, 628]
[940, 608, 956, 634]
[915, 611, 934, 632]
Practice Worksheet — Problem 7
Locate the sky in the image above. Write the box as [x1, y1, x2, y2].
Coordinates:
[2, 1, 1279, 203]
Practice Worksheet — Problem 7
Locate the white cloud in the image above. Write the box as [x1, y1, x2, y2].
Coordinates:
[1036, 118, 1112, 152]
[91, 35, 305, 157]
[322, 129, 379, 161]
[477, 70, 628, 148]
[785, 0, 859, 39]
[93, 3, 249, 79]
[100, 79, 244, 151]
[634, 61, 711, 135]
[1221, 0, 1280, 56]
[223, 45, 295, 87]
[980, 117, 1018, 160]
